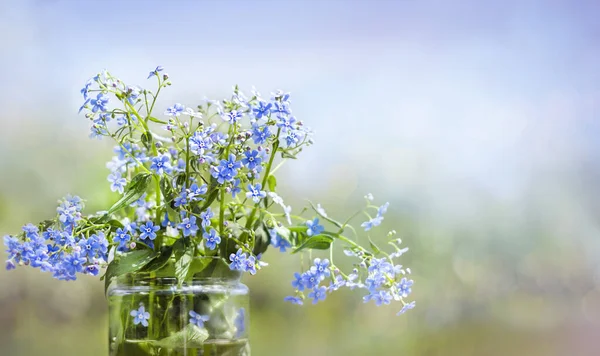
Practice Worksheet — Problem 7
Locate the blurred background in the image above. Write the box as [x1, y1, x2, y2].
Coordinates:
[1, 0, 600, 355]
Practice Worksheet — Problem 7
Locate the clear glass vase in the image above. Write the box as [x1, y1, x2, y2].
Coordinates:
[107, 259, 250, 356]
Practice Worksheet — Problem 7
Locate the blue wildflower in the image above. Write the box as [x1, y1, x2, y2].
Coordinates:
[107, 173, 127, 194]
[139, 221, 160, 241]
[90, 93, 109, 113]
[378, 202, 389, 217]
[131, 304, 150, 327]
[147, 66, 164, 79]
[229, 249, 247, 271]
[187, 183, 207, 201]
[360, 216, 383, 231]
[291, 272, 305, 291]
[85, 264, 100, 276]
[306, 218, 324, 237]
[211, 166, 234, 184]
[5, 260, 16, 270]
[80, 80, 92, 100]
[397, 278, 414, 298]
[271, 101, 291, 116]
[165, 103, 185, 117]
[230, 179, 241, 198]
[301, 270, 320, 289]
[285, 130, 302, 147]
[269, 229, 291, 252]
[308, 286, 327, 304]
[200, 208, 213, 228]
[284, 296, 303, 305]
[62, 252, 86, 275]
[203, 228, 221, 250]
[397, 301, 416, 315]
[22, 224, 39, 239]
[113, 228, 131, 250]
[244, 255, 257, 275]
[219, 154, 242, 177]
[246, 183, 266, 203]
[221, 110, 243, 124]
[311, 258, 331, 279]
[178, 216, 199, 237]
[277, 116, 296, 132]
[252, 100, 272, 119]
[251, 124, 272, 144]
[150, 155, 173, 175]
[241, 150, 262, 170]
[174, 191, 188, 207]
[189, 311, 210, 328]
[363, 290, 392, 306]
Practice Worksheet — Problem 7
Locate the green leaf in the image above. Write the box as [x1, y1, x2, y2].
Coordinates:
[107, 173, 152, 215]
[187, 257, 213, 277]
[368, 236, 381, 255]
[292, 235, 333, 253]
[288, 226, 308, 233]
[148, 324, 209, 348]
[308, 201, 343, 228]
[140, 245, 173, 273]
[141, 132, 153, 151]
[103, 249, 156, 294]
[147, 116, 168, 124]
[173, 240, 194, 286]
[267, 175, 277, 191]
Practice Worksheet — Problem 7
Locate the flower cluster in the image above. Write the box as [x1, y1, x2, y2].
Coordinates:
[4, 66, 414, 319]
[4, 196, 108, 280]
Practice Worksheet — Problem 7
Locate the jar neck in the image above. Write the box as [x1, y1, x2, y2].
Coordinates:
[115, 273, 243, 287]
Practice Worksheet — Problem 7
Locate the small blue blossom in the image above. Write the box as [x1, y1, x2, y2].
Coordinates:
[219, 154, 242, 177]
[285, 130, 302, 147]
[174, 191, 188, 207]
[301, 270, 320, 289]
[363, 290, 393, 306]
[189, 311, 210, 328]
[22, 224, 39, 239]
[244, 255, 257, 275]
[397, 278, 414, 298]
[378, 202, 389, 217]
[397, 301, 416, 315]
[90, 93, 109, 113]
[246, 183, 266, 203]
[211, 166, 234, 184]
[277, 116, 296, 132]
[80, 80, 92, 100]
[241, 150, 262, 170]
[150, 155, 173, 175]
[203, 228, 221, 250]
[360, 216, 383, 231]
[113, 228, 131, 250]
[284, 296, 303, 305]
[311, 258, 331, 279]
[252, 100, 272, 119]
[62, 252, 86, 275]
[308, 286, 327, 304]
[306, 218, 324, 237]
[251, 124, 272, 144]
[187, 183, 207, 201]
[178, 216, 199, 237]
[269, 229, 291, 252]
[107, 173, 127, 194]
[5, 260, 16, 270]
[230, 179, 241, 198]
[221, 110, 243, 124]
[291, 272, 305, 291]
[271, 101, 291, 116]
[200, 208, 213, 228]
[165, 103, 185, 117]
[131, 304, 150, 327]
[229, 249, 247, 271]
[147, 66, 164, 79]
[139, 221, 160, 241]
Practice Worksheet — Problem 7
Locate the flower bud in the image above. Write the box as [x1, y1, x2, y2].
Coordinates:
[163, 73, 169, 80]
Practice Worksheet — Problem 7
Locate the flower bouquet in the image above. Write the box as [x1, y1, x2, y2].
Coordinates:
[4, 66, 415, 356]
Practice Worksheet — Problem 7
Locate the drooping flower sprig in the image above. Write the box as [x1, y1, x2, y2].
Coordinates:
[3, 67, 414, 316]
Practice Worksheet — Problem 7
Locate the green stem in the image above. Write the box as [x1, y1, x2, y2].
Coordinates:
[244, 129, 280, 232]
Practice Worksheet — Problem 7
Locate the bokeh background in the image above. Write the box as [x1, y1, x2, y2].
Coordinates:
[1, 0, 600, 355]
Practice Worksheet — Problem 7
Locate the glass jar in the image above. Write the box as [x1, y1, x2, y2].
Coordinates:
[107, 259, 250, 356]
